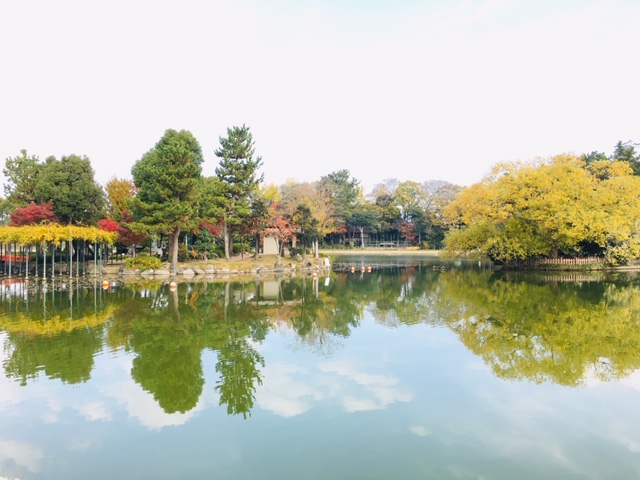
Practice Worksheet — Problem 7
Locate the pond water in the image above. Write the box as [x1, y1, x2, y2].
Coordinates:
[1, 258, 640, 479]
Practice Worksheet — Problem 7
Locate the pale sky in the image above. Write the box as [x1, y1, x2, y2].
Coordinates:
[1, 0, 639, 194]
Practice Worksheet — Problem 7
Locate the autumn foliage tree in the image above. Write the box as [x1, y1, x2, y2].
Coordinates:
[98, 214, 147, 252]
[105, 178, 136, 221]
[265, 204, 296, 259]
[97, 218, 119, 232]
[9, 201, 59, 226]
[443, 154, 640, 265]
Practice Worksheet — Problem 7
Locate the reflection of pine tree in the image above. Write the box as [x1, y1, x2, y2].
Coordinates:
[215, 339, 264, 419]
[128, 286, 206, 414]
[132, 344, 204, 414]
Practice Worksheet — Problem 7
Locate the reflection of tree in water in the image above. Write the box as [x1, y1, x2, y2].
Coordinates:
[131, 342, 204, 414]
[214, 338, 264, 419]
[114, 284, 209, 414]
[433, 270, 640, 386]
[196, 283, 267, 419]
[112, 284, 205, 413]
[278, 275, 359, 355]
[109, 281, 268, 417]
[1, 287, 110, 385]
[335, 266, 442, 329]
[9, 266, 635, 412]
[4, 328, 104, 385]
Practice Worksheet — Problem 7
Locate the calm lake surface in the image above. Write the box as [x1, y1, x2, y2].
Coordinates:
[2, 256, 640, 479]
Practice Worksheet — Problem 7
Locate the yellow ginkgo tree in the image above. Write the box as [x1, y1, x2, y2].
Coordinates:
[443, 154, 640, 265]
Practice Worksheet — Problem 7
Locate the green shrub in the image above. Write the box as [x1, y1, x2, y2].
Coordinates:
[125, 254, 163, 270]
[233, 242, 252, 255]
[177, 244, 189, 262]
[194, 229, 217, 258]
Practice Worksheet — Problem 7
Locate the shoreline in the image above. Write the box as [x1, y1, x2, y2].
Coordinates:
[319, 248, 441, 257]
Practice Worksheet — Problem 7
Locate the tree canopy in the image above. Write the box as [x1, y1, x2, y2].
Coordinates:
[9, 201, 59, 226]
[443, 154, 640, 264]
[214, 124, 263, 260]
[34, 154, 105, 225]
[3, 149, 41, 208]
[131, 129, 204, 270]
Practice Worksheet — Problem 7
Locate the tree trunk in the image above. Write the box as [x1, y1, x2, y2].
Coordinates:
[277, 238, 284, 259]
[254, 233, 260, 259]
[359, 227, 365, 248]
[170, 227, 180, 272]
[228, 234, 234, 259]
[301, 241, 307, 263]
[223, 217, 230, 261]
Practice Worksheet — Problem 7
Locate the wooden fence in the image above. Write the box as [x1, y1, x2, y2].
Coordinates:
[536, 256, 605, 265]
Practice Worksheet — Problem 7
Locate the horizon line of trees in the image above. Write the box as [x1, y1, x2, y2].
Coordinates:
[2, 130, 639, 269]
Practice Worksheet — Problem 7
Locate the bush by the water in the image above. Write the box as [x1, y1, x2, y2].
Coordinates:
[125, 254, 163, 270]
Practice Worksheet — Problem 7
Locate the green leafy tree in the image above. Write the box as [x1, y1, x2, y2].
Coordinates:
[214, 125, 264, 260]
[247, 194, 271, 259]
[318, 169, 361, 236]
[0, 197, 10, 225]
[582, 150, 609, 164]
[347, 203, 379, 248]
[3, 149, 41, 209]
[131, 129, 204, 271]
[197, 175, 225, 223]
[291, 203, 320, 262]
[393, 180, 424, 221]
[278, 180, 336, 255]
[611, 140, 640, 175]
[34, 154, 105, 225]
[372, 192, 401, 238]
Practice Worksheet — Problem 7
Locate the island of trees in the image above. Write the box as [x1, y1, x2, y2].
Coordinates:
[1, 126, 639, 272]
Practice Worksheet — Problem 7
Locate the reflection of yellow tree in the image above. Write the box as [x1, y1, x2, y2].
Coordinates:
[1, 294, 114, 385]
[434, 270, 640, 386]
[0, 306, 114, 336]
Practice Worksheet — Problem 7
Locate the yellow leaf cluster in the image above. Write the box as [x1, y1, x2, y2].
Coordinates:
[443, 154, 640, 263]
[0, 225, 117, 246]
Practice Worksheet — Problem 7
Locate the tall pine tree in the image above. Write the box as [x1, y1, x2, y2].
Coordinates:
[131, 129, 203, 271]
[214, 125, 263, 260]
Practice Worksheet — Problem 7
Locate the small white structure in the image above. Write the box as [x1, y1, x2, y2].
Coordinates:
[263, 236, 279, 255]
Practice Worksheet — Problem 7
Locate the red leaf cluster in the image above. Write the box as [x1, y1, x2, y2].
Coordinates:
[98, 218, 120, 232]
[199, 220, 222, 236]
[116, 211, 147, 247]
[9, 201, 59, 226]
[98, 212, 147, 246]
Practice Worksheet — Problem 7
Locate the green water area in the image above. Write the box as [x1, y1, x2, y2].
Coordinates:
[1, 256, 640, 479]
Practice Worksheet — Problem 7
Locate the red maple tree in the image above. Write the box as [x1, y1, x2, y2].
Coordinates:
[10, 201, 59, 226]
[265, 204, 296, 257]
[98, 218, 120, 232]
[98, 212, 147, 247]
[116, 211, 148, 247]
